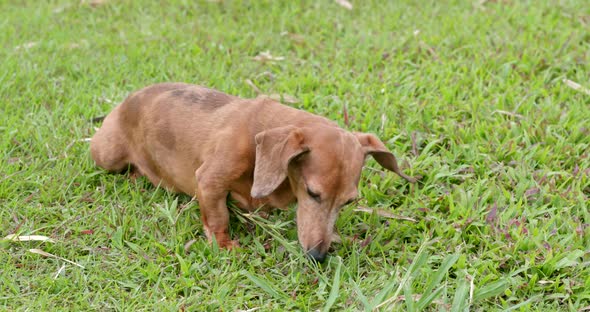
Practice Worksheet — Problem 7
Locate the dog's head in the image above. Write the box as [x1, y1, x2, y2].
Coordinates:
[251, 125, 417, 263]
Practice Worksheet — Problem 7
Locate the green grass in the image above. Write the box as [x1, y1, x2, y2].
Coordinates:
[1, 0, 589, 310]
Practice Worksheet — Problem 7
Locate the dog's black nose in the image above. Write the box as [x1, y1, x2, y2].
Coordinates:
[307, 248, 327, 263]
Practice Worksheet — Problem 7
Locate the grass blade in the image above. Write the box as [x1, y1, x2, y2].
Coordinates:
[473, 279, 509, 301]
[403, 279, 416, 312]
[242, 270, 288, 301]
[416, 253, 459, 309]
[374, 239, 430, 309]
[349, 278, 371, 312]
[504, 294, 543, 311]
[450, 271, 470, 312]
[322, 258, 343, 312]
[370, 266, 400, 308]
[423, 253, 459, 295]
[416, 284, 446, 311]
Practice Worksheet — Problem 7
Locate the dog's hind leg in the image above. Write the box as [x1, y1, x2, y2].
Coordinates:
[90, 111, 130, 173]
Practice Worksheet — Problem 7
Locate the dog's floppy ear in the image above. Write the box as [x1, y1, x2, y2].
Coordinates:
[251, 126, 309, 198]
[355, 132, 418, 183]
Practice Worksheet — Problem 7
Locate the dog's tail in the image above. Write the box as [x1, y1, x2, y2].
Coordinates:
[91, 116, 106, 123]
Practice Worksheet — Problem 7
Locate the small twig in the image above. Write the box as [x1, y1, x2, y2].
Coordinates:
[419, 41, 441, 62]
[353, 206, 416, 222]
[252, 51, 285, 63]
[53, 265, 66, 279]
[512, 92, 531, 115]
[29, 249, 84, 269]
[492, 110, 524, 119]
[183, 239, 198, 254]
[411, 131, 419, 157]
[468, 273, 475, 305]
[49, 206, 105, 236]
[245, 79, 263, 95]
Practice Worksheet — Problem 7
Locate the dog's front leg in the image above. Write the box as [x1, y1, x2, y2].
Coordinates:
[195, 164, 239, 249]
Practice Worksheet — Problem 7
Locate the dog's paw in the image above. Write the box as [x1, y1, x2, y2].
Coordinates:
[204, 227, 240, 250]
[219, 239, 240, 250]
[128, 170, 142, 181]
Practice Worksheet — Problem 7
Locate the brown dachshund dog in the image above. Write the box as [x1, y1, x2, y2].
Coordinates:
[90, 83, 417, 262]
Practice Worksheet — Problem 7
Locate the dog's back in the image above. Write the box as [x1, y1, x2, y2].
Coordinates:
[91, 82, 417, 257]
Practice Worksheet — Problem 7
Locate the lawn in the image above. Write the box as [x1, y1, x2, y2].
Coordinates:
[1, 0, 589, 310]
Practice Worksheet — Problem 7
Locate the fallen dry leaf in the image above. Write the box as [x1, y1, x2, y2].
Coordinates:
[525, 187, 540, 200]
[573, 164, 580, 177]
[537, 280, 554, 285]
[563, 78, 590, 96]
[253, 51, 285, 63]
[4, 234, 55, 243]
[14, 42, 38, 51]
[28, 248, 85, 268]
[354, 206, 416, 222]
[360, 235, 372, 248]
[486, 203, 498, 224]
[335, 0, 353, 10]
[67, 40, 89, 50]
[7, 157, 20, 164]
[288, 33, 305, 45]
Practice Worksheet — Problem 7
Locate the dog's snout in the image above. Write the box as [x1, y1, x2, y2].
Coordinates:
[307, 248, 327, 263]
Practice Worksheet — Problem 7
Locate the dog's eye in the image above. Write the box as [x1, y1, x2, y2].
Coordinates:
[307, 188, 321, 203]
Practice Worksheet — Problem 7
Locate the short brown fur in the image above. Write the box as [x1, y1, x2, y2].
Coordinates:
[91, 83, 417, 260]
